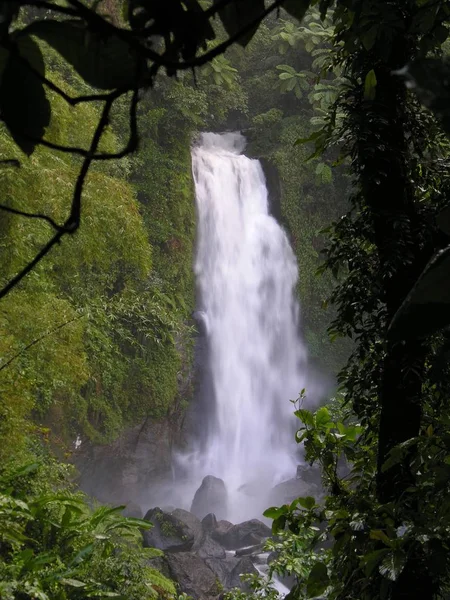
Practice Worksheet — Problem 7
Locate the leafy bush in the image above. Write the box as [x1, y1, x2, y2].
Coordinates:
[0, 461, 176, 600]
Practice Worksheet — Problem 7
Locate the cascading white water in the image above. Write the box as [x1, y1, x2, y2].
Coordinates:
[187, 132, 310, 521]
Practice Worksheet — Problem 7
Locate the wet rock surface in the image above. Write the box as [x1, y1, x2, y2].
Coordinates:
[143, 507, 195, 552]
[212, 519, 271, 550]
[191, 475, 228, 520]
[144, 508, 282, 598]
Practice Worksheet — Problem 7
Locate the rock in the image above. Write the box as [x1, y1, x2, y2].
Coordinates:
[269, 474, 322, 507]
[143, 507, 194, 552]
[191, 475, 228, 520]
[166, 552, 222, 600]
[205, 557, 239, 587]
[122, 501, 143, 519]
[296, 464, 322, 487]
[171, 508, 203, 541]
[227, 557, 258, 590]
[74, 418, 174, 505]
[147, 555, 172, 580]
[214, 519, 233, 536]
[202, 513, 218, 532]
[212, 519, 271, 550]
[235, 542, 265, 557]
[193, 534, 226, 559]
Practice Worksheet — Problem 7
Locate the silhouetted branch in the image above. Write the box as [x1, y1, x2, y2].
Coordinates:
[0, 89, 119, 299]
[0, 313, 85, 373]
[0, 159, 20, 168]
[65, 0, 286, 71]
[0, 204, 65, 232]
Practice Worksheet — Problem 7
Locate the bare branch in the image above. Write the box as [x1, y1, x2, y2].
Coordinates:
[0, 204, 65, 232]
[0, 87, 121, 299]
[0, 313, 85, 373]
[65, 0, 286, 72]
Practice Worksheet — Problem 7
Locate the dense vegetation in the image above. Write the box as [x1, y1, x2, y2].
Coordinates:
[3, 0, 450, 599]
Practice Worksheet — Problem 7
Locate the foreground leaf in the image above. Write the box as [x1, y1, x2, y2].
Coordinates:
[23, 20, 143, 89]
[0, 37, 50, 155]
[214, 0, 265, 47]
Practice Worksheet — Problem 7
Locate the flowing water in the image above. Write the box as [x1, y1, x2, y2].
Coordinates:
[178, 132, 311, 521]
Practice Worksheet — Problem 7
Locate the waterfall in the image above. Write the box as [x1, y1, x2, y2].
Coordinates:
[181, 132, 311, 521]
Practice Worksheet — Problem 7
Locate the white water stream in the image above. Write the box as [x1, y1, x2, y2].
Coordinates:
[179, 132, 310, 521]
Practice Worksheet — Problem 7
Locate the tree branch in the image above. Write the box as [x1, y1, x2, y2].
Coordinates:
[65, 0, 286, 71]
[0, 204, 65, 232]
[0, 313, 84, 373]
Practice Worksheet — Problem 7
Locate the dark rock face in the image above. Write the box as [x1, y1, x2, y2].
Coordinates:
[227, 557, 258, 590]
[193, 534, 226, 559]
[74, 419, 173, 505]
[165, 552, 221, 600]
[202, 513, 218, 532]
[191, 475, 228, 520]
[269, 468, 323, 507]
[143, 508, 194, 552]
[171, 508, 203, 542]
[149, 509, 270, 597]
[212, 519, 271, 550]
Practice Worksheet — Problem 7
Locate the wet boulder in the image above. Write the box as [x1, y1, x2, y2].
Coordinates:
[212, 519, 271, 550]
[193, 533, 226, 559]
[191, 475, 228, 520]
[171, 508, 203, 542]
[166, 552, 222, 600]
[143, 507, 195, 552]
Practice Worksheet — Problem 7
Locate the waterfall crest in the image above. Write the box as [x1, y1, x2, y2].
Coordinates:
[181, 132, 311, 521]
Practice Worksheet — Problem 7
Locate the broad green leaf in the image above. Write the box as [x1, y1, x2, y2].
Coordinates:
[294, 408, 314, 427]
[379, 551, 406, 581]
[361, 26, 378, 51]
[370, 529, 392, 546]
[306, 561, 329, 597]
[61, 579, 87, 588]
[263, 505, 287, 519]
[0, 37, 50, 155]
[214, 0, 265, 47]
[272, 514, 286, 534]
[362, 549, 390, 576]
[315, 406, 331, 428]
[23, 20, 143, 89]
[298, 496, 316, 510]
[364, 69, 377, 100]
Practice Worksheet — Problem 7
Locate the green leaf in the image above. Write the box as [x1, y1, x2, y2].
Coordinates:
[61, 579, 87, 588]
[282, 0, 312, 22]
[23, 20, 143, 89]
[263, 505, 287, 519]
[306, 561, 329, 597]
[364, 69, 377, 100]
[315, 406, 331, 428]
[379, 551, 406, 581]
[272, 514, 287, 534]
[0, 37, 50, 155]
[294, 409, 314, 427]
[370, 529, 392, 546]
[362, 549, 390, 576]
[361, 26, 378, 51]
[214, 0, 265, 47]
[298, 496, 316, 510]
